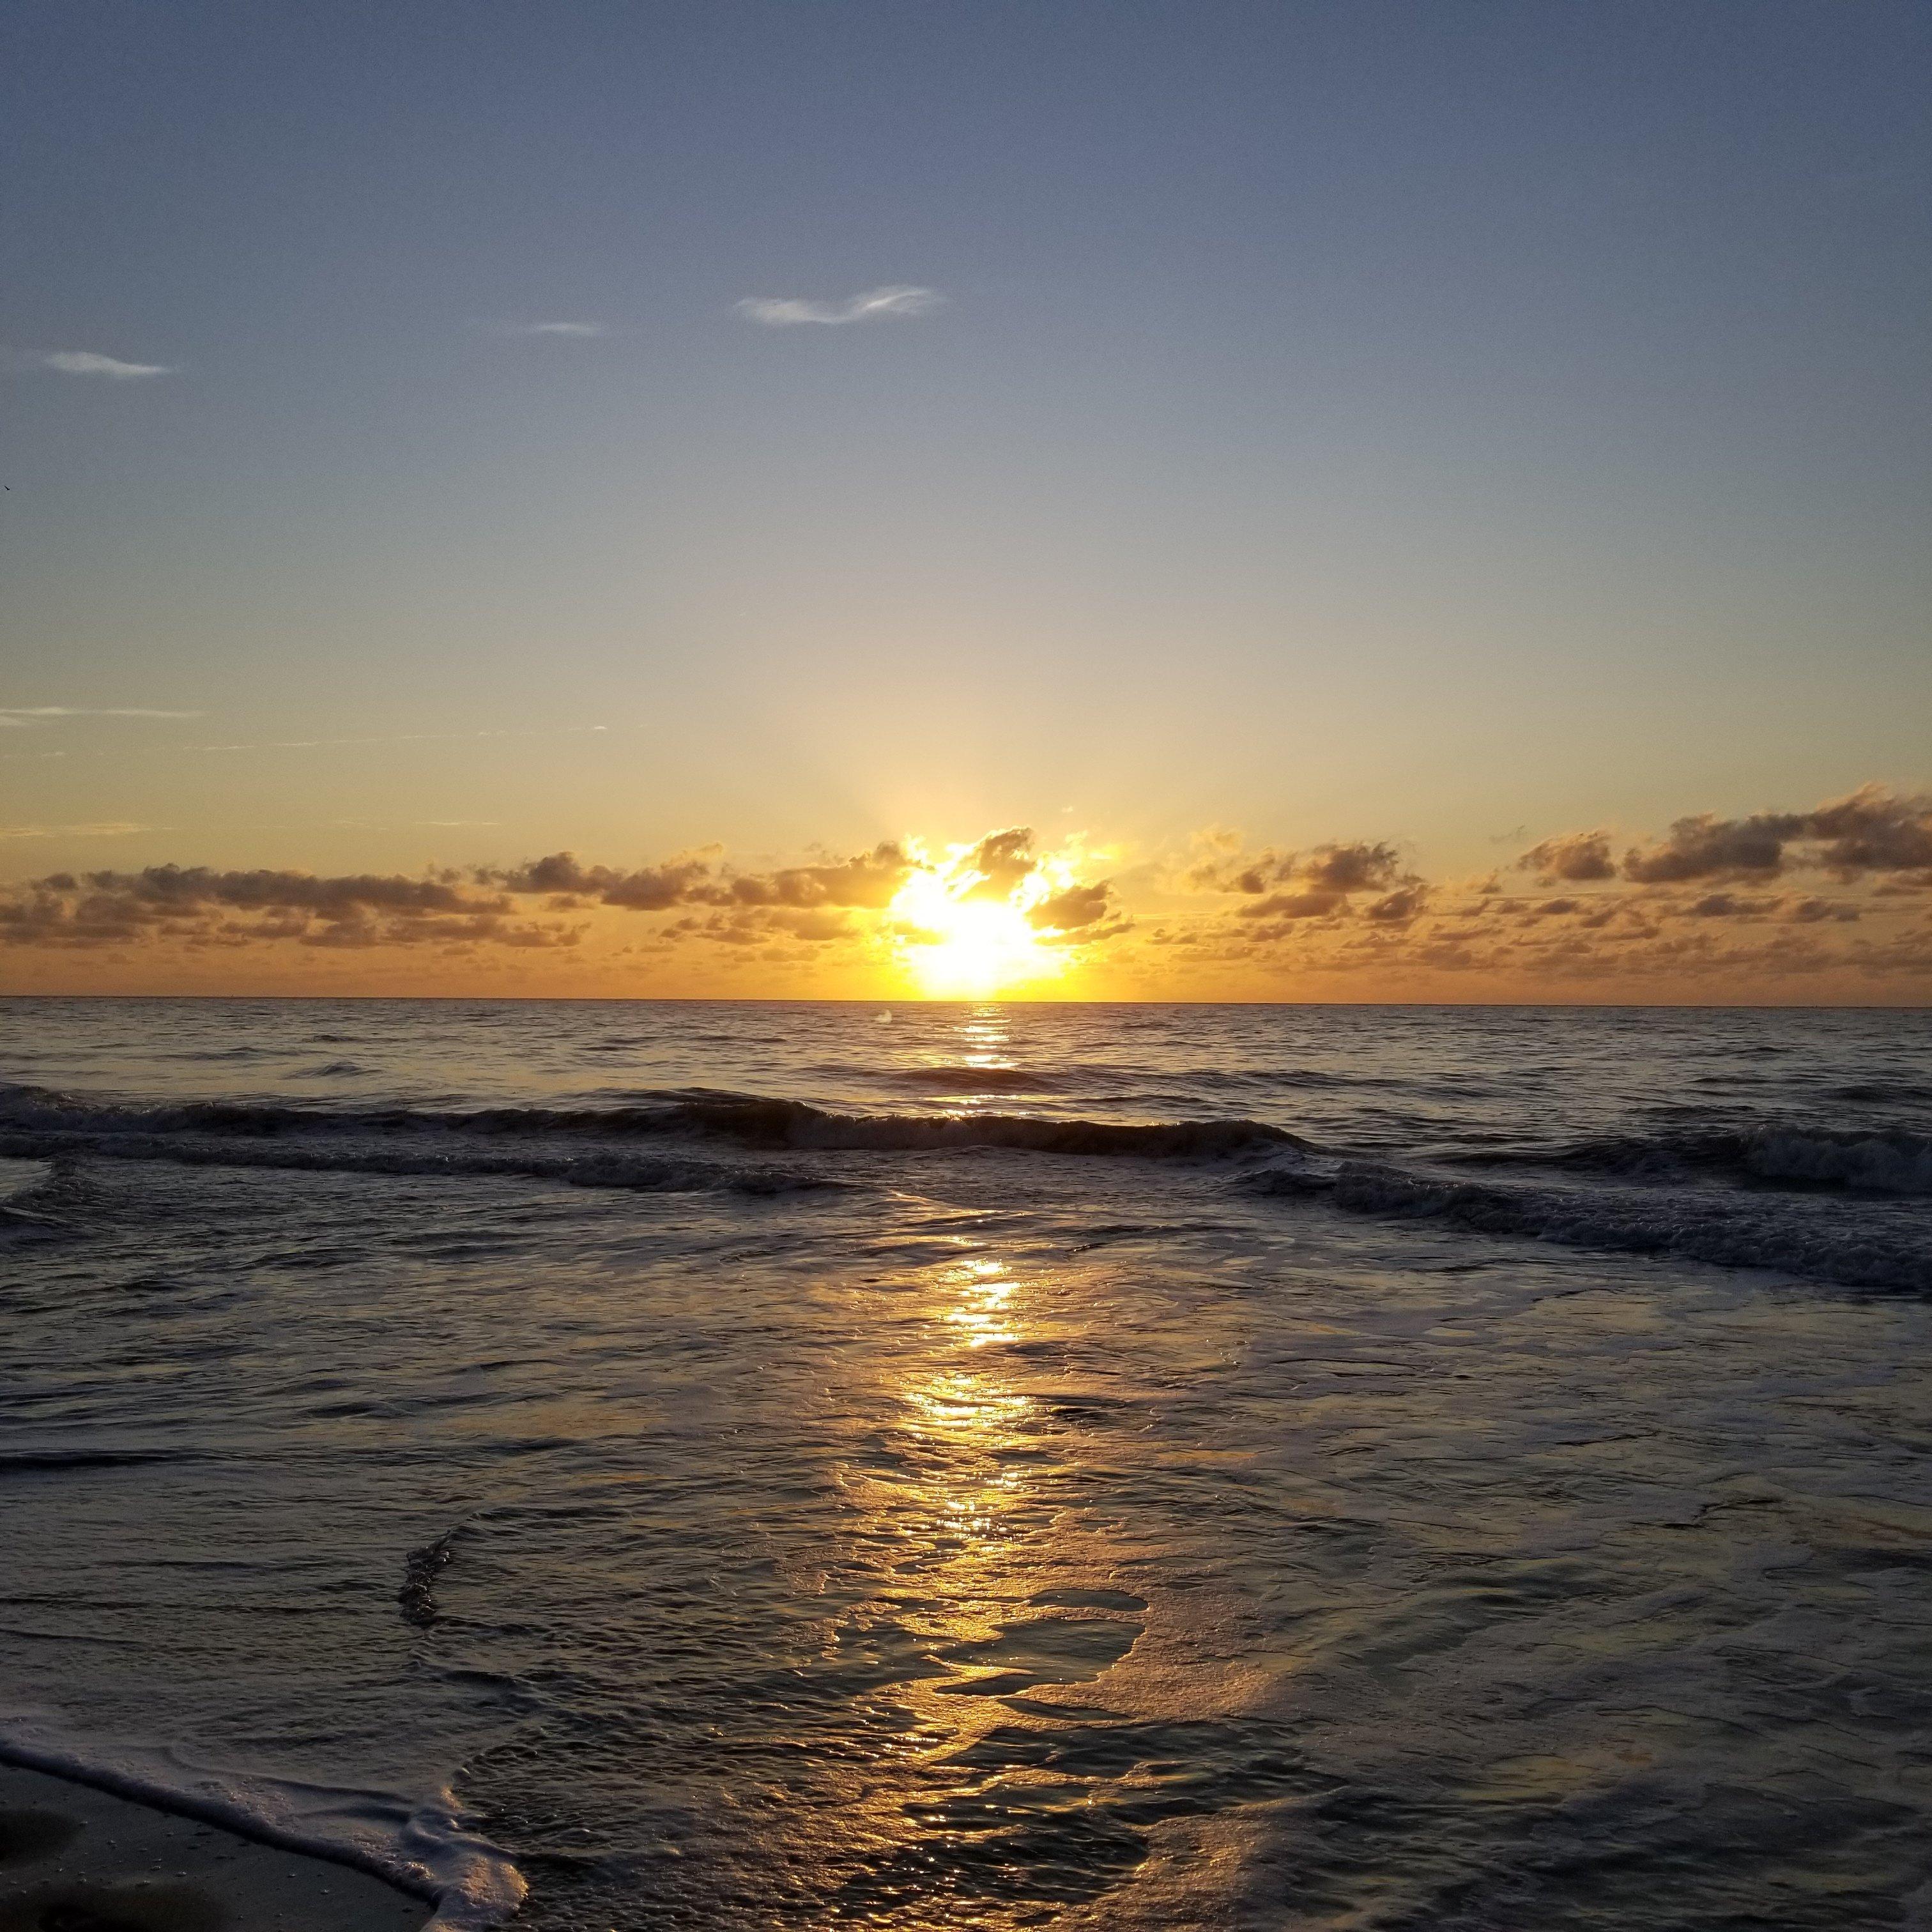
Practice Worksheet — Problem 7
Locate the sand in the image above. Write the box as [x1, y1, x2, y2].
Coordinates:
[0, 1763, 431, 1931]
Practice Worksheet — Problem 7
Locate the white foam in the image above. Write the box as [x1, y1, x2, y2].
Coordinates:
[0, 1713, 524, 1929]
[1744, 1127, 1932, 1195]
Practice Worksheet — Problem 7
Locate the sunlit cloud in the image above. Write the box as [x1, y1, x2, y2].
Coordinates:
[3, 349, 176, 379]
[2, 792, 1927, 998]
[734, 286, 943, 327]
[0, 830, 1122, 990]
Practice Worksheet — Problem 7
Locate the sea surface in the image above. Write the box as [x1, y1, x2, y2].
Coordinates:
[3, 997, 1931, 1929]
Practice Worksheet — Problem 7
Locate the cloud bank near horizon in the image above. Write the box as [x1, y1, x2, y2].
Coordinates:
[2, 789, 1928, 997]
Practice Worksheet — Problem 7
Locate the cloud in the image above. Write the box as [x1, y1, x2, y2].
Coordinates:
[0, 832, 1121, 969]
[723, 843, 912, 910]
[735, 286, 942, 327]
[1618, 786, 1932, 883]
[6, 796, 1928, 995]
[487, 851, 719, 911]
[1029, 880, 1114, 931]
[1300, 842, 1407, 893]
[1622, 813, 1791, 883]
[1364, 883, 1430, 924]
[960, 828, 1036, 901]
[192, 724, 611, 753]
[486, 841, 912, 914]
[5, 350, 176, 379]
[1518, 830, 1615, 882]
[0, 862, 571, 954]
[0, 707, 203, 728]
[486, 321, 610, 338]
[1154, 786, 1932, 993]
[1193, 837, 1417, 915]
[0, 823, 151, 839]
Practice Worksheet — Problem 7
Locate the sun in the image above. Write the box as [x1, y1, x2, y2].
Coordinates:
[889, 864, 1069, 999]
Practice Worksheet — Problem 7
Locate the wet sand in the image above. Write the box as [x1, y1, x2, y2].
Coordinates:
[0, 1763, 429, 1931]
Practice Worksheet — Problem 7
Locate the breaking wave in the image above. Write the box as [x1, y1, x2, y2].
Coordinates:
[1455, 1125, 1932, 1195]
[1241, 1156, 1932, 1293]
[0, 1082, 1301, 1176]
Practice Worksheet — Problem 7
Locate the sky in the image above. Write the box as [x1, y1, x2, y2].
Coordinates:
[3, 0, 1928, 1000]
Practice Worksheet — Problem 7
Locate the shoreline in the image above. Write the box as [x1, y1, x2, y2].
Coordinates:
[0, 1761, 432, 1931]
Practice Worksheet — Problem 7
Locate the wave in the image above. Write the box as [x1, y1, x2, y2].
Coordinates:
[1834, 1081, 1932, 1106]
[0, 1130, 845, 1199]
[0, 1199, 70, 1241]
[1240, 1157, 1932, 1293]
[0, 1083, 1301, 1173]
[0, 1448, 187, 1473]
[885, 1064, 1056, 1092]
[1457, 1125, 1932, 1196]
[0, 1715, 522, 1929]
[1744, 1126, 1932, 1194]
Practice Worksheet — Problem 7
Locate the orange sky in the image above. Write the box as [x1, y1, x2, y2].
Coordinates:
[4, 790, 1929, 1004]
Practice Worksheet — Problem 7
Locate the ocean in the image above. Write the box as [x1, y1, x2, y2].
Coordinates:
[3, 997, 1931, 1929]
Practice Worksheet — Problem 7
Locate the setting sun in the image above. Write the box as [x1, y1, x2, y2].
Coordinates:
[889, 862, 1069, 998]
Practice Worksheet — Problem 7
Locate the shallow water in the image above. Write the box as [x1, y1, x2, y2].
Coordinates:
[3, 999, 1931, 1927]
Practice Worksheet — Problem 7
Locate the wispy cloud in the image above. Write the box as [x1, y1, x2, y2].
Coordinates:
[0, 707, 203, 729]
[194, 724, 610, 752]
[735, 286, 943, 327]
[0, 822, 151, 839]
[3, 349, 176, 379]
[480, 320, 610, 339]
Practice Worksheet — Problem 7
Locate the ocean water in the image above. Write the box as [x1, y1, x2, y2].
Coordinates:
[3, 996, 1931, 1929]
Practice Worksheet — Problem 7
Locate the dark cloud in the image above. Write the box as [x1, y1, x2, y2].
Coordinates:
[1197, 838, 1423, 947]
[1195, 838, 1412, 903]
[1300, 842, 1406, 893]
[1684, 893, 1779, 919]
[1239, 889, 1342, 922]
[961, 828, 1037, 901]
[1364, 882, 1430, 924]
[84, 863, 501, 916]
[0, 862, 540, 952]
[489, 842, 911, 913]
[1028, 880, 1114, 931]
[1805, 786, 1932, 876]
[723, 843, 910, 910]
[1167, 787, 1931, 990]
[1517, 831, 1615, 882]
[1784, 897, 1860, 924]
[0, 837, 956, 960]
[5, 796, 1927, 992]
[1622, 815, 1790, 884]
[1618, 786, 1932, 884]
[487, 852, 715, 909]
